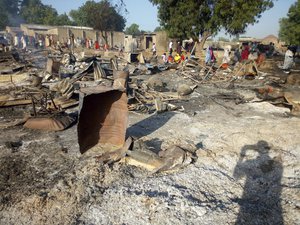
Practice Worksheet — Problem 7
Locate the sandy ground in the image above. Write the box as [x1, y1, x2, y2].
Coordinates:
[0, 52, 300, 224]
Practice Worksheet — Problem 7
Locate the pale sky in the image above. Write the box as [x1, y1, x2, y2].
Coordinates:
[41, 0, 296, 38]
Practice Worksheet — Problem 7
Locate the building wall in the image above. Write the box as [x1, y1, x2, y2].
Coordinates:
[154, 31, 168, 52]
[124, 35, 137, 52]
[56, 28, 96, 42]
[20, 24, 54, 37]
[5, 27, 23, 37]
[112, 31, 125, 48]
[71, 29, 85, 40]
[10, 24, 126, 48]
[56, 28, 69, 43]
[140, 31, 169, 53]
[84, 30, 97, 41]
[95, 31, 125, 47]
[141, 34, 155, 50]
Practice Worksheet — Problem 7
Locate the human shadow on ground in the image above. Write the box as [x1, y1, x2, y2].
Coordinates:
[233, 140, 284, 225]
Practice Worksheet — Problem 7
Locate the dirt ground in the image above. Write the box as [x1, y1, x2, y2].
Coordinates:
[0, 51, 300, 225]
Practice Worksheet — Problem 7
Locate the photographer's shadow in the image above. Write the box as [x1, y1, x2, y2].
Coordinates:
[233, 140, 284, 225]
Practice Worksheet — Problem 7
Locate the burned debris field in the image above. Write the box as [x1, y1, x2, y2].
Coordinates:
[0, 0, 300, 222]
[0, 42, 299, 225]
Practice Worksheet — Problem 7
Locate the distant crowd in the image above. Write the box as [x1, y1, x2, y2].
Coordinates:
[205, 41, 276, 66]
[11, 33, 116, 52]
[205, 41, 297, 73]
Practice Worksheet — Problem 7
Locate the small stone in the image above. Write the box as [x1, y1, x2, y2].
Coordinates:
[177, 84, 193, 96]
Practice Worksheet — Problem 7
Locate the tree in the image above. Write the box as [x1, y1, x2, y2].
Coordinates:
[70, 0, 126, 44]
[0, 0, 23, 28]
[0, 0, 19, 16]
[20, 0, 54, 24]
[55, 13, 74, 26]
[149, 0, 274, 49]
[154, 26, 164, 32]
[0, 2, 9, 29]
[125, 23, 141, 36]
[69, 1, 94, 27]
[0, 0, 73, 27]
[279, 0, 300, 45]
[40, 5, 60, 25]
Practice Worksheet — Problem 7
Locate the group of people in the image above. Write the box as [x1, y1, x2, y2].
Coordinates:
[205, 41, 277, 67]
[205, 41, 296, 74]
[13, 34, 52, 50]
[13, 34, 63, 50]
[63, 36, 109, 51]
[159, 40, 189, 64]
[14, 35, 28, 50]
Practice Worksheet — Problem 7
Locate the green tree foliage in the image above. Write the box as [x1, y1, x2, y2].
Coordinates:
[0, 0, 21, 28]
[70, 0, 126, 43]
[69, 1, 95, 27]
[0, 0, 72, 28]
[150, 0, 274, 48]
[279, 0, 300, 45]
[20, 0, 72, 25]
[20, 0, 56, 24]
[55, 13, 74, 26]
[0, 2, 9, 29]
[0, 0, 19, 15]
[125, 23, 141, 36]
[154, 26, 164, 32]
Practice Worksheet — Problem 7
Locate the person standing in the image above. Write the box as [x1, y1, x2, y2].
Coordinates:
[161, 53, 167, 64]
[89, 39, 93, 49]
[70, 34, 75, 52]
[45, 35, 50, 47]
[38, 36, 43, 49]
[76, 37, 81, 48]
[176, 41, 182, 55]
[95, 40, 100, 50]
[267, 42, 275, 58]
[49, 35, 53, 47]
[152, 42, 157, 56]
[118, 43, 124, 57]
[85, 38, 89, 49]
[14, 35, 19, 48]
[169, 40, 173, 55]
[282, 46, 294, 73]
[241, 44, 250, 61]
[205, 46, 215, 65]
[21, 36, 27, 51]
[67, 37, 71, 49]
[222, 45, 231, 68]
[233, 48, 241, 64]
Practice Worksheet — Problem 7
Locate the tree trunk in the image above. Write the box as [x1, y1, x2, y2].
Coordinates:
[199, 31, 211, 51]
[101, 31, 108, 45]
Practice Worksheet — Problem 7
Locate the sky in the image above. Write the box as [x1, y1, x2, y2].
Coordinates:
[41, 0, 296, 39]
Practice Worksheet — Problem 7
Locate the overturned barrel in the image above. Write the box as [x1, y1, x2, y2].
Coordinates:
[77, 71, 129, 154]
